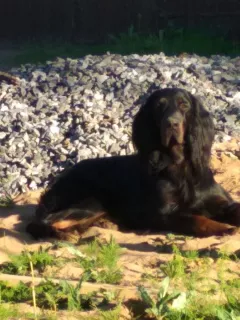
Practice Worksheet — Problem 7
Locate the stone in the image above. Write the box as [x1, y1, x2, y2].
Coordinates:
[0, 52, 239, 194]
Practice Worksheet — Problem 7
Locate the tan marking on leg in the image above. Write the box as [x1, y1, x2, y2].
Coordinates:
[51, 211, 106, 230]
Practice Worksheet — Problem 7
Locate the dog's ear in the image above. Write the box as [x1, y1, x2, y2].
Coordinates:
[187, 93, 215, 174]
[132, 99, 159, 157]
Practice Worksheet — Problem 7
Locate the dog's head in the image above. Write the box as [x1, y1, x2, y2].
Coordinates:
[132, 88, 215, 173]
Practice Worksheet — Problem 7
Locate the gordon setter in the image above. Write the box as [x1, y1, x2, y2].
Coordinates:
[26, 88, 240, 239]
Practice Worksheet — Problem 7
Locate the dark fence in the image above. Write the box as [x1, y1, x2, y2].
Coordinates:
[1, 0, 239, 43]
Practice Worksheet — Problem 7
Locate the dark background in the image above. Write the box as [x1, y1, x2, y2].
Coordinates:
[1, 0, 239, 43]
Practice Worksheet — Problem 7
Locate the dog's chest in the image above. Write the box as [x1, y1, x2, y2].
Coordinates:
[156, 174, 195, 213]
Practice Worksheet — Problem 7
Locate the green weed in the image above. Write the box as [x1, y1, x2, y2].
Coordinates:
[182, 250, 199, 260]
[0, 277, 110, 313]
[160, 256, 185, 279]
[217, 249, 239, 262]
[59, 277, 96, 311]
[0, 281, 31, 303]
[99, 304, 122, 320]
[0, 304, 33, 320]
[67, 236, 123, 284]
[0, 246, 55, 275]
[226, 278, 240, 289]
[0, 194, 14, 207]
[138, 277, 186, 319]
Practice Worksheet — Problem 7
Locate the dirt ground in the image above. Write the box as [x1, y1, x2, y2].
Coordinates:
[0, 140, 240, 314]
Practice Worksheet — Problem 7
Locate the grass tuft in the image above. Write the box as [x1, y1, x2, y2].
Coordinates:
[0, 246, 55, 275]
[71, 236, 123, 284]
[0, 194, 14, 207]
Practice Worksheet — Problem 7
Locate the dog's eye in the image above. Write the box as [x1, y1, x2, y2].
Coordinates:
[180, 103, 189, 111]
[177, 99, 190, 112]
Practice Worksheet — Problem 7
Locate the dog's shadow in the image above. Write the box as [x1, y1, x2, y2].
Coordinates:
[0, 203, 39, 244]
[0, 190, 45, 247]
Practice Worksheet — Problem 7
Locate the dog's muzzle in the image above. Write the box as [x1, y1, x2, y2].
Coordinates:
[161, 111, 185, 147]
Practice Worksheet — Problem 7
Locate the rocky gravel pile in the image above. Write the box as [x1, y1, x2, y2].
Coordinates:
[0, 52, 239, 195]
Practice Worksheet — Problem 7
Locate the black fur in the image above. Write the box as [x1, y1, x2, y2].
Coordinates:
[27, 88, 240, 239]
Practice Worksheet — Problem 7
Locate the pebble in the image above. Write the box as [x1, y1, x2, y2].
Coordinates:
[0, 53, 239, 194]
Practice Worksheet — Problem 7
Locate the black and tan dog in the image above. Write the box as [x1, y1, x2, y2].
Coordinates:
[26, 88, 240, 239]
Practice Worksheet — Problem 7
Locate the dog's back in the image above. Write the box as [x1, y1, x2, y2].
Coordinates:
[27, 154, 156, 239]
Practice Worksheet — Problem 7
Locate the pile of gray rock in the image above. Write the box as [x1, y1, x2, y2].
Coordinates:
[0, 52, 239, 195]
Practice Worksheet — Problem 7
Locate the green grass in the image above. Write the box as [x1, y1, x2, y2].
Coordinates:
[0, 194, 14, 207]
[138, 277, 186, 319]
[0, 237, 239, 319]
[0, 304, 35, 319]
[138, 275, 240, 320]
[0, 305, 19, 319]
[0, 281, 32, 303]
[0, 237, 123, 284]
[62, 236, 123, 284]
[35, 278, 98, 311]
[0, 246, 56, 275]
[137, 242, 240, 319]
[84, 236, 123, 284]
[160, 255, 186, 279]
[98, 304, 122, 320]
[9, 26, 240, 68]
[160, 245, 188, 279]
[0, 278, 113, 312]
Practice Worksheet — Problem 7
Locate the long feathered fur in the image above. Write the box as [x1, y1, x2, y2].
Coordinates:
[26, 88, 240, 239]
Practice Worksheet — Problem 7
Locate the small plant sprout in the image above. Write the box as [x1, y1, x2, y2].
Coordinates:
[138, 277, 186, 319]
